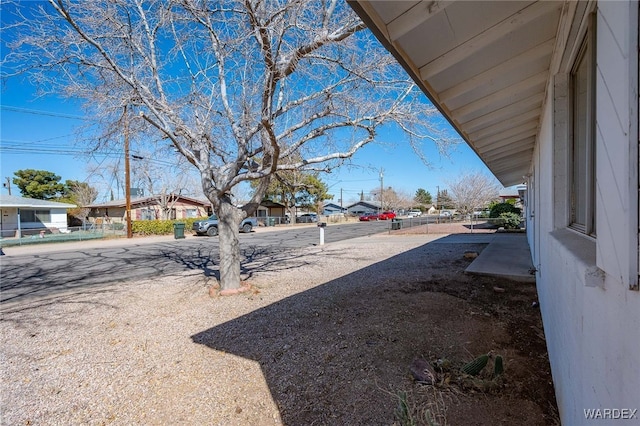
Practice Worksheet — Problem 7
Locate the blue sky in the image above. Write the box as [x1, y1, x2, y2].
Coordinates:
[0, 79, 495, 204]
[1, 82, 114, 198]
[0, 1, 497, 205]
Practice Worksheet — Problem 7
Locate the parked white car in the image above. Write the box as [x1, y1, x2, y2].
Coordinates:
[407, 210, 422, 217]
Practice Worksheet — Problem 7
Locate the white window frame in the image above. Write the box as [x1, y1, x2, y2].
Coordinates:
[568, 14, 596, 236]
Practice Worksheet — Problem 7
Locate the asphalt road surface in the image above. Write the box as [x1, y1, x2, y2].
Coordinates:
[0, 221, 394, 306]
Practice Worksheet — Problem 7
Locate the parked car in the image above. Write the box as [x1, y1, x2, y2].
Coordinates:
[407, 210, 422, 217]
[359, 213, 380, 221]
[297, 213, 318, 223]
[439, 211, 452, 217]
[379, 211, 396, 220]
[192, 214, 257, 236]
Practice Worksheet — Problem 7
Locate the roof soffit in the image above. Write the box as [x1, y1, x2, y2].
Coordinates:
[350, 0, 565, 185]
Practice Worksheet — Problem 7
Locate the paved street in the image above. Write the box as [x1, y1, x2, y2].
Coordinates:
[0, 221, 392, 305]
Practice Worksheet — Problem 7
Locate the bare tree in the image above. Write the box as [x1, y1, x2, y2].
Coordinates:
[65, 180, 99, 224]
[4, 0, 454, 290]
[86, 159, 125, 201]
[446, 172, 500, 217]
[132, 152, 202, 219]
[371, 186, 410, 211]
[394, 189, 414, 212]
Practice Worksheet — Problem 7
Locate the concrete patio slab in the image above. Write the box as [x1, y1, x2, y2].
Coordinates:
[430, 233, 497, 244]
[465, 232, 536, 283]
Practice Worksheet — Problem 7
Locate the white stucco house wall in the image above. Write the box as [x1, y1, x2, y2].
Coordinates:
[351, 1, 638, 424]
[0, 194, 76, 237]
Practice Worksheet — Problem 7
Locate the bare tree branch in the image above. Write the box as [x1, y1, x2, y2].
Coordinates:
[446, 172, 501, 215]
[3, 0, 456, 290]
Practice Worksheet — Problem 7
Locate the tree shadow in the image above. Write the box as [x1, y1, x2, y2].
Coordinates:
[158, 243, 331, 282]
[190, 238, 538, 425]
[0, 242, 210, 309]
[1, 242, 324, 311]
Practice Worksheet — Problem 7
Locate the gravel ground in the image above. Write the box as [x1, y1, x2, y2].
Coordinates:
[1, 227, 556, 425]
[1, 234, 431, 425]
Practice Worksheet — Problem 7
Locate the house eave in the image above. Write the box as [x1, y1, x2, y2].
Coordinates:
[0, 195, 77, 209]
[349, 0, 564, 185]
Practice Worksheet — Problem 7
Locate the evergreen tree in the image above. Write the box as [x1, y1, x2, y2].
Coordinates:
[414, 188, 433, 205]
[253, 171, 332, 216]
[12, 169, 65, 200]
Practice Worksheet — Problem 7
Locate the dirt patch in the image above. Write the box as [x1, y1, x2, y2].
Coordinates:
[393, 272, 557, 425]
[237, 243, 557, 426]
[1, 235, 558, 425]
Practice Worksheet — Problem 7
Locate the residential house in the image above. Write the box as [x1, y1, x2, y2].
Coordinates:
[346, 200, 381, 215]
[498, 184, 527, 210]
[256, 200, 287, 218]
[411, 204, 437, 215]
[256, 200, 288, 225]
[323, 202, 347, 216]
[87, 196, 290, 224]
[350, 1, 638, 423]
[0, 194, 76, 237]
[86, 195, 211, 223]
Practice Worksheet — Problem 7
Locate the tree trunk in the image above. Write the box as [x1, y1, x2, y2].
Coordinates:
[216, 200, 244, 290]
[288, 205, 296, 225]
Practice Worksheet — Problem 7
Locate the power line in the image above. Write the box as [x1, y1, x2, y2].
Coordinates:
[326, 178, 378, 183]
[0, 105, 92, 121]
[2, 134, 75, 145]
[1, 106, 230, 169]
[0, 145, 181, 168]
[0, 146, 93, 155]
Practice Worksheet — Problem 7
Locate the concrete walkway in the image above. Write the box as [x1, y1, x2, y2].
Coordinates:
[464, 232, 536, 283]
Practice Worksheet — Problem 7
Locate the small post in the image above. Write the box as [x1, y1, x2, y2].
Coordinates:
[123, 105, 133, 239]
[318, 222, 326, 245]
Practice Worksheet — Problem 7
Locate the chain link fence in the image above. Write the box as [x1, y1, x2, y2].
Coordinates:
[0, 223, 126, 248]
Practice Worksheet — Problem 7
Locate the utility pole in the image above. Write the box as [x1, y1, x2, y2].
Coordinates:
[379, 168, 384, 213]
[3, 177, 11, 195]
[436, 185, 440, 210]
[124, 106, 133, 238]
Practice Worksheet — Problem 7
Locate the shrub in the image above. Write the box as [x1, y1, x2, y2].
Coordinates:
[489, 203, 521, 218]
[131, 217, 207, 236]
[131, 220, 173, 235]
[498, 212, 522, 229]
